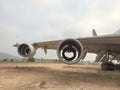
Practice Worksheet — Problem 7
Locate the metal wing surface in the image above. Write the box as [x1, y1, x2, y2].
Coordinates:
[15, 30, 120, 69]
[33, 40, 61, 49]
[78, 35, 120, 54]
[34, 35, 120, 54]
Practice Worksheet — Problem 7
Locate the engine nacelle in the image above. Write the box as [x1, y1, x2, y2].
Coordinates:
[17, 43, 36, 58]
[57, 39, 83, 64]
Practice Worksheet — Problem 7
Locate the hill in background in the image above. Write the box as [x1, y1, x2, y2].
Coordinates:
[0, 52, 21, 60]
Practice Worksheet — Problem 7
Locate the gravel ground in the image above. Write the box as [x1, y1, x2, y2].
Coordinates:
[0, 62, 119, 90]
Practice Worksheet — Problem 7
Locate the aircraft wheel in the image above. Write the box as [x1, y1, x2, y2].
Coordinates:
[101, 62, 115, 71]
[116, 64, 120, 71]
[107, 62, 115, 71]
[101, 62, 107, 71]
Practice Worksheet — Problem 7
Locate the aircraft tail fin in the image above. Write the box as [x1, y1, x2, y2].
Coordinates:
[92, 29, 97, 36]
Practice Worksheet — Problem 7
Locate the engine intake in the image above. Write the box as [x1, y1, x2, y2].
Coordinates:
[57, 39, 83, 64]
[18, 44, 36, 58]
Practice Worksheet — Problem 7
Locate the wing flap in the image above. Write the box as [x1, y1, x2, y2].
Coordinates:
[33, 40, 61, 50]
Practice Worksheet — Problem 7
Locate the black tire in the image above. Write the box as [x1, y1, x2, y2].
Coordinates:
[107, 63, 115, 71]
[116, 64, 120, 71]
[101, 62, 107, 71]
[101, 62, 115, 71]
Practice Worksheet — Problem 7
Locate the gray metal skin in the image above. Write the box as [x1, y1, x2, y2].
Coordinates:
[15, 30, 120, 63]
[77, 35, 120, 61]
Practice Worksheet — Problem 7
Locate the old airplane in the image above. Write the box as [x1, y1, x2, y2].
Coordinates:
[14, 30, 120, 71]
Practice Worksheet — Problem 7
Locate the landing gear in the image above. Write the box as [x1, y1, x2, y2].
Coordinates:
[97, 51, 120, 71]
[101, 62, 115, 71]
[116, 64, 120, 71]
[101, 62, 120, 71]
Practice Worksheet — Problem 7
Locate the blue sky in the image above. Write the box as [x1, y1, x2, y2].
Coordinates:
[0, 0, 120, 60]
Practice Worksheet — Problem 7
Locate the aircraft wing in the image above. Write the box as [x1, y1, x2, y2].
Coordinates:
[33, 35, 120, 62]
[33, 40, 61, 50]
[14, 30, 120, 71]
[15, 34, 120, 64]
[79, 35, 120, 62]
[78, 35, 120, 53]
[33, 35, 120, 53]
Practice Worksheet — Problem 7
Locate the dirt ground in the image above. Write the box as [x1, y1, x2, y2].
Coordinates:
[0, 62, 120, 90]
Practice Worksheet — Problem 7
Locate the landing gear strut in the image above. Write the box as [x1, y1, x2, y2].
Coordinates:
[98, 51, 120, 71]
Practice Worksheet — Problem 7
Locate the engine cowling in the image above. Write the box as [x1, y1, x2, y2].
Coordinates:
[17, 43, 36, 58]
[57, 39, 83, 64]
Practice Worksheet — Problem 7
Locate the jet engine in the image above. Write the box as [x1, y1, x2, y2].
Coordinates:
[17, 43, 36, 58]
[57, 39, 83, 64]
